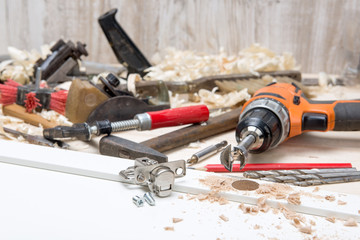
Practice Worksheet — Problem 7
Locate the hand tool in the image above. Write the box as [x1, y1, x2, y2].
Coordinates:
[86, 73, 170, 123]
[243, 168, 360, 186]
[188, 163, 353, 172]
[141, 107, 242, 152]
[0, 69, 68, 114]
[33, 39, 88, 85]
[2, 104, 58, 129]
[43, 104, 209, 141]
[1, 126, 69, 148]
[119, 157, 186, 197]
[187, 140, 228, 164]
[220, 82, 360, 171]
[99, 135, 168, 163]
[98, 9, 151, 77]
[135, 70, 301, 97]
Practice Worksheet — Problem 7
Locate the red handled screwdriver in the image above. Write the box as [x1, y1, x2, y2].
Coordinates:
[43, 105, 209, 141]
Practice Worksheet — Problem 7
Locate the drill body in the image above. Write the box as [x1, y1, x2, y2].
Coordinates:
[221, 82, 360, 171]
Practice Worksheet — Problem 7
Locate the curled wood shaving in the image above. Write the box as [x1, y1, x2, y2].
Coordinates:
[337, 200, 347, 205]
[144, 44, 298, 82]
[219, 214, 229, 222]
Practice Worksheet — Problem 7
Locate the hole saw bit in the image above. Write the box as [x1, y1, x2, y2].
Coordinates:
[220, 82, 360, 172]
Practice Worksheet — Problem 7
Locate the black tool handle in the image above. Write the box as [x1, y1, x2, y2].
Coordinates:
[98, 9, 151, 76]
[333, 101, 360, 131]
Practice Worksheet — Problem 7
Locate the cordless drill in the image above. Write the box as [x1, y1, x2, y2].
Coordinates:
[221, 82, 360, 171]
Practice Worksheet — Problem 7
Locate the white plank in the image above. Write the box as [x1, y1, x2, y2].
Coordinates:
[0, 139, 359, 222]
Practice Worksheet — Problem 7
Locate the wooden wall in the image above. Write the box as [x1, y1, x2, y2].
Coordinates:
[1, 0, 359, 75]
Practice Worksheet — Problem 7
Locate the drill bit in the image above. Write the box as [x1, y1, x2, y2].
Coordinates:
[220, 134, 256, 171]
[187, 140, 228, 164]
[244, 168, 360, 186]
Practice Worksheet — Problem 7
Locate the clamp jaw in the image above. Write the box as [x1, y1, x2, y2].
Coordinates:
[119, 158, 186, 197]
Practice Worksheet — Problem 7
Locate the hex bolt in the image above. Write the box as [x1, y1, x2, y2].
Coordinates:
[132, 195, 144, 207]
[143, 192, 156, 206]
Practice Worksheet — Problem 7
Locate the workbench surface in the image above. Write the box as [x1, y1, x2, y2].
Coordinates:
[0, 85, 360, 239]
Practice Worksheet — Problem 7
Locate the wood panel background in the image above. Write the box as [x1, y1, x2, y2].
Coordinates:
[1, 0, 359, 75]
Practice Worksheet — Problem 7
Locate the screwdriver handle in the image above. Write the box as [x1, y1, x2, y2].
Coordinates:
[147, 105, 209, 130]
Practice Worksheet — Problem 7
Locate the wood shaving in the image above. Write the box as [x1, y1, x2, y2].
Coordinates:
[199, 176, 234, 192]
[164, 226, 174, 231]
[197, 88, 250, 109]
[275, 193, 287, 199]
[239, 203, 259, 215]
[172, 218, 183, 223]
[292, 217, 302, 228]
[177, 195, 184, 199]
[287, 192, 301, 205]
[299, 226, 313, 234]
[257, 196, 270, 213]
[253, 224, 261, 230]
[275, 225, 282, 230]
[219, 214, 229, 222]
[325, 195, 336, 202]
[144, 44, 298, 82]
[278, 204, 305, 222]
[310, 220, 316, 226]
[326, 217, 336, 223]
[312, 187, 320, 192]
[344, 218, 358, 227]
[337, 200, 347, 205]
[256, 183, 293, 197]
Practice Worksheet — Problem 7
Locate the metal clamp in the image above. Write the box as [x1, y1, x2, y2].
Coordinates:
[119, 158, 186, 197]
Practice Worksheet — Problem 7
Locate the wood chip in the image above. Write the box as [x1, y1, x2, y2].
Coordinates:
[177, 195, 184, 199]
[337, 200, 347, 205]
[172, 218, 183, 223]
[312, 187, 320, 192]
[287, 192, 301, 205]
[344, 218, 358, 227]
[275, 225, 282, 230]
[325, 195, 336, 202]
[219, 214, 229, 222]
[253, 224, 261, 230]
[325, 217, 336, 223]
[299, 226, 312, 234]
[164, 226, 174, 231]
[310, 220, 316, 226]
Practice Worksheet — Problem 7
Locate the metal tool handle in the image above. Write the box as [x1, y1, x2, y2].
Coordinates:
[98, 9, 151, 76]
[147, 105, 209, 130]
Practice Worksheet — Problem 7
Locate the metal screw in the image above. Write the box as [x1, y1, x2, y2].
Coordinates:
[136, 173, 145, 183]
[143, 192, 156, 206]
[132, 195, 144, 207]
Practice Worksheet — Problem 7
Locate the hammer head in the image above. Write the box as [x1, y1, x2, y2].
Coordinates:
[99, 135, 168, 163]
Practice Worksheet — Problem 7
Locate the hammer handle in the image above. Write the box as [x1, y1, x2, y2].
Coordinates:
[141, 108, 242, 153]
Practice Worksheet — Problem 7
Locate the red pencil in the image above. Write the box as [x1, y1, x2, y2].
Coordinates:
[188, 163, 353, 172]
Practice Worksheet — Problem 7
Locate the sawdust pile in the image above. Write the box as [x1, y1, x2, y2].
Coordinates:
[287, 192, 301, 205]
[144, 44, 298, 82]
[256, 183, 293, 197]
[192, 176, 234, 204]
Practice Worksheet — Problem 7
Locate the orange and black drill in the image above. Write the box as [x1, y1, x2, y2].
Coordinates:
[220, 82, 360, 171]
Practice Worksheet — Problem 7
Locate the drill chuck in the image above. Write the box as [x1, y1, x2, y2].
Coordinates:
[237, 98, 290, 153]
